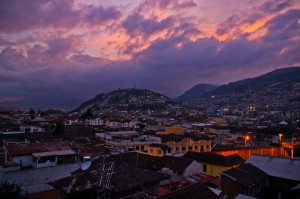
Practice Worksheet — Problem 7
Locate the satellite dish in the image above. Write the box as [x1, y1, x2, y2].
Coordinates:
[81, 161, 91, 170]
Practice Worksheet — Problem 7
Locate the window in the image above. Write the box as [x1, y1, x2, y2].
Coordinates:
[189, 146, 192, 151]
[182, 147, 186, 151]
[194, 146, 198, 150]
[158, 150, 161, 154]
[176, 147, 179, 151]
[150, 149, 153, 153]
[201, 146, 204, 152]
[203, 164, 207, 172]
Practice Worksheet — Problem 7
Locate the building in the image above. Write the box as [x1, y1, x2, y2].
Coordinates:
[246, 154, 300, 199]
[148, 143, 171, 157]
[96, 131, 161, 152]
[159, 133, 211, 154]
[221, 163, 268, 197]
[4, 141, 79, 168]
[183, 152, 244, 178]
[221, 155, 300, 199]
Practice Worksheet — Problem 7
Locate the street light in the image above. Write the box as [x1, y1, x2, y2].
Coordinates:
[278, 133, 283, 147]
[279, 133, 283, 156]
[244, 136, 250, 160]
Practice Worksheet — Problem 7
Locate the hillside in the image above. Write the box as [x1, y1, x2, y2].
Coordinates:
[175, 84, 218, 101]
[206, 67, 300, 96]
[194, 66, 300, 110]
[74, 88, 175, 113]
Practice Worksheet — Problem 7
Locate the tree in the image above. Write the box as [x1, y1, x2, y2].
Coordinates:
[81, 108, 94, 119]
[0, 181, 22, 199]
[51, 121, 65, 138]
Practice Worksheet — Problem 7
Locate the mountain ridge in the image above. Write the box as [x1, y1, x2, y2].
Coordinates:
[175, 84, 218, 101]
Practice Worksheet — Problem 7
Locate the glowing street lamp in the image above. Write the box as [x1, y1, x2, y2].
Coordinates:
[244, 136, 250, 160]
[278, 133, 283, 147]
[279, 133, 283, 156]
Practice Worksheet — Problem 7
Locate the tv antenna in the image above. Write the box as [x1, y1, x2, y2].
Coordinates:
[96, 132, 115, 199]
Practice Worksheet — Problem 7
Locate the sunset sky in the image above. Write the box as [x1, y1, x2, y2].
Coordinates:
[0, 0, 299, 108]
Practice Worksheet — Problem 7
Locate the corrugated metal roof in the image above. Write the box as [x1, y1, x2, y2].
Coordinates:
[32, 150, 75, 157]
[246, 155, 300, 181]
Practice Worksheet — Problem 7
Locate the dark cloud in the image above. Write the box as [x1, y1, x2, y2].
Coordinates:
[0, 0, 121, 33]
[123, 14, 175, 38]
[84, 5, 121, 25]
[0, 0, 80, 33]
[263, 9, 300, 42]
[260, 1, 291, 13]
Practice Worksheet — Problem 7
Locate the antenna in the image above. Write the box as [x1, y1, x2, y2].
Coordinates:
[81, 161, 91, 170]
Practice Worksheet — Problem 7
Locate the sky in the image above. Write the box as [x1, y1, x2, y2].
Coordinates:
[0, 0, 300, 108]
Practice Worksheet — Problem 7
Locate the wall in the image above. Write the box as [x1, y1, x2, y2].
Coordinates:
[221, 175, 244, 195]
[183, 161, 202, 177]
[13, 155, 32, 167]
[202, 163, 228, 178]
[214, 147, 282, 160]
[148, 147, 164, 157]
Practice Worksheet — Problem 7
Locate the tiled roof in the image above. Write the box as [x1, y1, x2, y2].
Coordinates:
[183, 152, 244, 167]
[222, 163, 268, 188]
[159, 182, 221, 199]
[160, 156, 194, 173]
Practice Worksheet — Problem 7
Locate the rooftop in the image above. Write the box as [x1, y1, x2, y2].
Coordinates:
[246, 154, 300, 181]
[183, 152, 244, 167]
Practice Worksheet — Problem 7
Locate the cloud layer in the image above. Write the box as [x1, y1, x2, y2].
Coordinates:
[0, 0, 299, 108]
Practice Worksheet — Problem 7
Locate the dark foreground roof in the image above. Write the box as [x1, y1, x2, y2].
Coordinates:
[49, 160, 169, 194]
[222, 163, 268, 188]
[183, 152, 244, 167]
[159, 182, 221, 199]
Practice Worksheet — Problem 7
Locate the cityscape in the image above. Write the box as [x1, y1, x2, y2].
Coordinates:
[1, 1, 300, 199]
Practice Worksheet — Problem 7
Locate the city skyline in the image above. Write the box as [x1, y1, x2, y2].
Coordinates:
[0, 0, 300, 108]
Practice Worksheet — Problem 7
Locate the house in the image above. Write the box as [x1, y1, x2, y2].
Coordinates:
[160, 155, 202, 177]
[221, 163, 268, 198]
[4, 141, 79, 168]
[148, 143, 171, 157]
[220, 155, 300, 199]
[85, 117, 104, 126]
[49, 159, 169, 199]
[246, 154, 300, 199]
[20, 125, 46, 133]
[183, 152, 244, 178]
[96, 132, 161, 153]
[159, 133, 211, 154]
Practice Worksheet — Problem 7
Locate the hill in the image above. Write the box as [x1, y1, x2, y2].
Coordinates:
[74, 88, 175, 113]
[194, 66, 300, 110]
[175, 84, 218, 101]
[206, 67, 300, 96]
